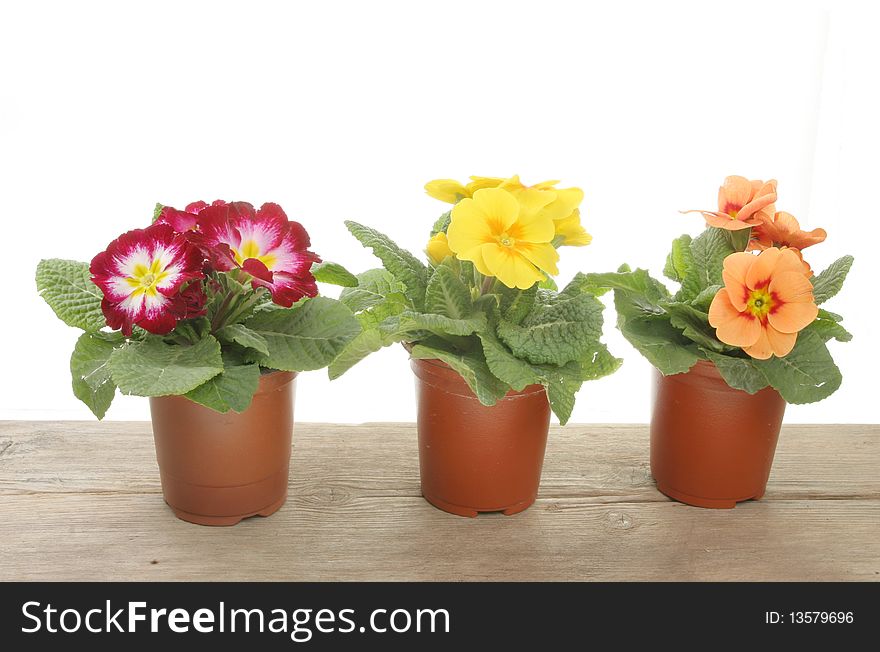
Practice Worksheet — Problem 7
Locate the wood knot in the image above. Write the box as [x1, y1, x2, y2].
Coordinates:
[629, 464, 653, 487]
[606, 511, 634, 530]
[298, 484, 352, 507]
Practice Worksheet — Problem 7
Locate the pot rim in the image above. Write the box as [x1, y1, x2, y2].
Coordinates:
[657, 358, 784, 400]
[150, 369, 297, 405]
[676, 358, 723, 381]
[256, 369, 297, 394]
[410, 356, 546, 399]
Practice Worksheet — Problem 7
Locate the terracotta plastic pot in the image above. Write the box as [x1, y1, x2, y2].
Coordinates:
[650, 359, 786, 508]
[148, 371, 296, 526]
[411, 357, 551, 517]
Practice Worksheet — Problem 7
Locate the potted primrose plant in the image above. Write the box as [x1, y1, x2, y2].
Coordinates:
[36, 200, 360, 525]
[586, 176, 853, 508]
[330, 175, 620, 517]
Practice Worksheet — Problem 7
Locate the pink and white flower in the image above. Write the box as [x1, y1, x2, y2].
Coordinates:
[90, 223, 205, 335]
[197, 201, 320, 306]
[155, 199, 227, 232]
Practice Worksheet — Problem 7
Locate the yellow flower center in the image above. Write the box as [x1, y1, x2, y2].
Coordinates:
[722, 202, 741, 219]
[498, 232, 515, 247]
[746, 287, 775, 321]
[126, 259, 169, 298]
[233, 239, 277, 269]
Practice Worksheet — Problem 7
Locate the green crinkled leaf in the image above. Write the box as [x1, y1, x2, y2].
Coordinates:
[811, 255, 854, 305]
[410, 343, 509, 406]
[538, 361, 583, 426]
[538, 276, 558, 291]
[345, 221, 428, 310]
[70, 331, 122, 419]
[328, 312, 411, 379]
[576, 342, 623, 381]
[665, 302, 729, 352]
[327, 270, 410, 378]
[664, 234, 693, 286]
[752, 330, 842, 404]
[397, 310, 486, 337]
[806, 316, 853, 344]
[588, 267, 698, 375]
[617, 316, 700, 375]
[583, 268, 670, 303]
[109, 335, 224, 396]
[339, 268, 408, 313]
[689, 284, 722, 312]
[215, 323, 270, 357]
[245, 296, 361, 372]
[184, 361, 261, 413]
[328, 323, 407, 380]
[817, 308, 843, 322]
[808, 308, 852, 342]
[311, 261, 359, 287]
[679, 228, 734, 301]
[479, 331, 620, 423]
[452, 257, 475, 285]
[496, 291, 606, 365]
[496, 283, 538, 325]
[355, 294, 408, 330]
[36, 259, 106, 331]
[152, 203, 164, 222]
[327, 329, 385, 380]
[478, 331, 541, 392]
[554, 272, 593, 297]
[431, 211, 452, 235]
[701, 350, 769, 394]
[172, 317, 211, 345]
[424, 264, 473, 319]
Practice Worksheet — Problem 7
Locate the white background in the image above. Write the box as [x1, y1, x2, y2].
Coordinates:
[1, 0, 877, 424]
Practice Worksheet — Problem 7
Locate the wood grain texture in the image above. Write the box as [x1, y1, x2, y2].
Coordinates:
[1, 421, 878, 581]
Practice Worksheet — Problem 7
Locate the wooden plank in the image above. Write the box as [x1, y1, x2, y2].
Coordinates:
[1, 422, 878, 499]
[0, 422, 877, 581]
[1, 494, 877, 581]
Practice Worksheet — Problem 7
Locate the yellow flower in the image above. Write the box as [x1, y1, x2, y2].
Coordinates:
[466, 176, 507, 192]
[447, 187, 559, 289]
[424, 176, 506, 203]
[498, 175, 589, 247]
[497, 175, 561, 194]
[425, 232, 454, 264]
[553, 209, 593, 246]
[426, 175, 591, 247]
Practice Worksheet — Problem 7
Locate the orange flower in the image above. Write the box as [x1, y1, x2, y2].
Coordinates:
[685, 175, 777, 231]
[750, 211, 827, 250]
[708, 247, 818, 359]
[780, 245, 814, 277]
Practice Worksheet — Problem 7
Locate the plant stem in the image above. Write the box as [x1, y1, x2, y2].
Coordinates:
[222, 291, 264, 327]
[210, 292, 235, 332]
[480, 276, 494, 295]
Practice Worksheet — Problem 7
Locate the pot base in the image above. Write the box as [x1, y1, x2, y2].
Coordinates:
[168, 494, 287, 526]
[423, 492, 536, 518]
[159, 465, 290, 526]
[656, 483, 764, 509]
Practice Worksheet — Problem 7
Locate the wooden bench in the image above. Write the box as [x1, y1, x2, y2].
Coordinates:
[1, 422, 877, 581]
